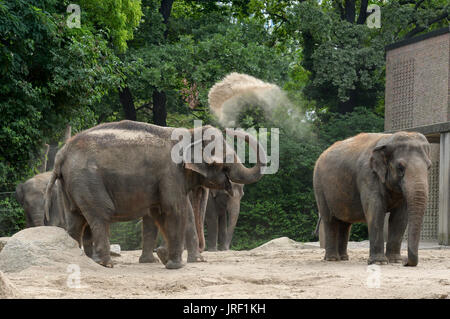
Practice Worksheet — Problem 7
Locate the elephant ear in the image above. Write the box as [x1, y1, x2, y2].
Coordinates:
[370, 144, 389, 183]
[184, 162, 209, 177]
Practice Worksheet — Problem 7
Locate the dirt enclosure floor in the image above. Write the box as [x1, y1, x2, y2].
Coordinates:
[6, 238, 450, 299]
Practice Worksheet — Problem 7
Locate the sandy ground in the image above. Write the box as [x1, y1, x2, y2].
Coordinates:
[5, 239, 450, 299]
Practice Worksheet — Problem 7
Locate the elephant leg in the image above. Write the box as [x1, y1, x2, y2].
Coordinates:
[151, 210, 169, 265]
[205, 208, 218, 251]
[82, 225, 94, 259]
[337, 221, 352, 260]
[315, 188, 339, 261]
[364, 196, 388, 265]
[156, 197, 187, 269]
[223, 199, 240, 250]
[185, 200, 205, 263]
[323, 217, 340, 261]
[386, 204, 408, 263]
[217, 211, 228, 251]
[139, 212, 159, 263]
[66, 210, 87, 248]
[87, 218, 113, 268]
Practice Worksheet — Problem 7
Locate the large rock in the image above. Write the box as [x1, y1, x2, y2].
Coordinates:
[0, 271, 20, 298]
[0, 237, 9, 252]
[0, 226, 101, 273]
[251, 237, 320, 251]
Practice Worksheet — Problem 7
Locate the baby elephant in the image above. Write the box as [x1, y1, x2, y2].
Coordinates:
[314, 132, 431, 266]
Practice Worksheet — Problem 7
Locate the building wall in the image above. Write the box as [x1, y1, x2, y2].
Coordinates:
[385, 32, 449, 131]
[385, 31, 449, 241]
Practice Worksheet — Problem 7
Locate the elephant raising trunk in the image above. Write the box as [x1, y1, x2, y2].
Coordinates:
[223, 129, 267, 185]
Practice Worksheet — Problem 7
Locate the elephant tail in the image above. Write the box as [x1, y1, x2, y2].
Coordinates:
[44, 144, 67, 223]
[313, 215, 322, 238]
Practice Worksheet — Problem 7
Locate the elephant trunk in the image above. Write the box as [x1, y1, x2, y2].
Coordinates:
[225, 130, 267, 185]
[404, 180, 428, 267]
[192, 187, 209, 252]
[224, 198, 241, 250]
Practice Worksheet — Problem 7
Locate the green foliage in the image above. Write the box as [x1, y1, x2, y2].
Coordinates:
[317, 107, 385, 147]
[350, 223, 369, 242]
[110, 221, 142, 251]
[0, 0, 133, 192]
[0, 195, 25, 237]
[79, 0, 143, 52]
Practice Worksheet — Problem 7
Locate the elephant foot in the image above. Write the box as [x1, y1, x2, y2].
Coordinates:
[98, 259, 114, 268]
[324, 254, 340, 261]
[206, 247, 217, 252]
[93, 254, 114, 268]
[218, 245, 229, 251]
[187, 254, 207, 263]
[139, 254, 158, 263]
[83, 248, 94, 259]
[156, 247, 169, 265]
[368, 255, 388, 265]
[339, 254, 349, 261]
[386, 254, 402, 263]
[165, 260, 184, 269]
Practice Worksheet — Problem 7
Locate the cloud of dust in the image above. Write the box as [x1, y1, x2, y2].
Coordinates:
[208, 73, 310, 137]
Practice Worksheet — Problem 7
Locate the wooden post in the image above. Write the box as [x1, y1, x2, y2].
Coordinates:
[38, 143, 49, 173]
[64, 125, 71, 142]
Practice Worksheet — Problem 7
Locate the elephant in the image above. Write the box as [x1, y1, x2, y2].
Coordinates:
[15, 172, 96, 258]
[139, 186, 210, 264]
[205, 183, 244, 251]
[15, 172, 65, 228]
[45, 120, 266, 269]
[15, 172, 204, 265]
[313, 131, 431, 266]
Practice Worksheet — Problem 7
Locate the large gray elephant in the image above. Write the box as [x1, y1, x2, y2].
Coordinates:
[45, 120, 266, 269]
[15, 172, 95, 258]
[313, 131, 431, 267]
[16, 172, 204, 265]
[205, 183, 244, 251]
[15, 172, 65, 228]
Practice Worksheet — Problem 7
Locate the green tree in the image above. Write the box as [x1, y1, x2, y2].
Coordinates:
[246, 0, 449, 114]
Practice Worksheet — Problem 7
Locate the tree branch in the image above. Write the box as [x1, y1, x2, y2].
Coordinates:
[414, 0, 426, 10]
[404, 10, 449, 39]
[136, 103, 152, 112]
[356, 0, 369, 24]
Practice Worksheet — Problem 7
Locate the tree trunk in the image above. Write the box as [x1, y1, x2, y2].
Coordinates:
[160, 0, 174, 39]
[151, 0, 174, 127]
[344, 0, 356, 23]
[152, 89, 167, 126]
[119, 86, 137, 121]
[356, 0, 369, 24]
[337, 91, 357, 114]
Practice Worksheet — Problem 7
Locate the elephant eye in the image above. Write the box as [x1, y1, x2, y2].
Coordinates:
[397, 163, 405, 175]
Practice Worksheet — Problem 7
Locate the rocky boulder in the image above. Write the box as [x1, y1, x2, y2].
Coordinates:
[251, 237, 320, 251]
[0, 237, 8, 252]
[0, 226, 101, 273]
[0, 271, 20, 298]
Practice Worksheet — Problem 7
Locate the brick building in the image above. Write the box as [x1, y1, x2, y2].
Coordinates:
[384, 27, 449, 245]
